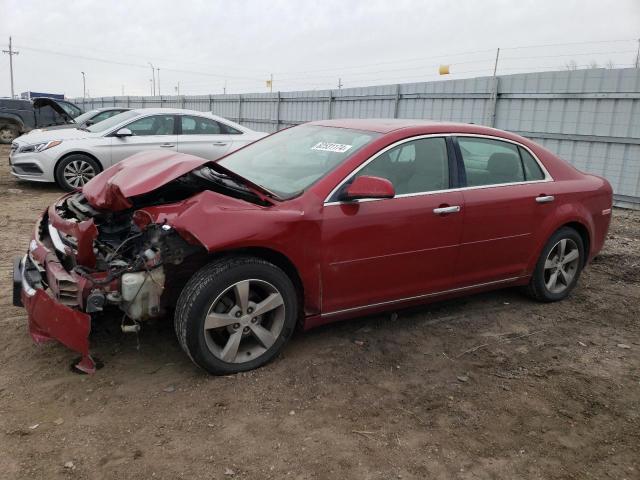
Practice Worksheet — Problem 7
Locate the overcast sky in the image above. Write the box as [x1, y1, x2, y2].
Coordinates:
[1, 0, 639, 98]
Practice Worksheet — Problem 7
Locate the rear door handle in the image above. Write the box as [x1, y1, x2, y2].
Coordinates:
[536, 195, 555, 203]
[433, 205, 461, 215]
[212, 142, 228, 146]
[159, 143, 175, 148]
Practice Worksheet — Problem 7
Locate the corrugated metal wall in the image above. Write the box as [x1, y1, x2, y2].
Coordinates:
[72, 68, 640, 208]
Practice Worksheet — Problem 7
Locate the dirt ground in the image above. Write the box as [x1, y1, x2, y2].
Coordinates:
[0, 144, 638, 480]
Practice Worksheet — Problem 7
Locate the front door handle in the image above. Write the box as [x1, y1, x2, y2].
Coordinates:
[536, 195, 555, 203]
[212, 142, 228, 146]
[159, 143, 175, 148]
[433, 205, 461, 215]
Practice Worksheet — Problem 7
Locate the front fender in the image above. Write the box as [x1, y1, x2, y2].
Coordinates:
[138, 191, 323, 316]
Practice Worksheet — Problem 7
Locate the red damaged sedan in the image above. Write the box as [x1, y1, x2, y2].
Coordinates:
[14, 119, 613, 374]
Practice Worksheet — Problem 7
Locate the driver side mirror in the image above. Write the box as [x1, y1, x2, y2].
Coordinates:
[342, 175, 395, 201]
[115, 128, 133, 137]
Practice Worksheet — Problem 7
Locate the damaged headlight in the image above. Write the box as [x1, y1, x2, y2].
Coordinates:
[19, 140, 63, 153]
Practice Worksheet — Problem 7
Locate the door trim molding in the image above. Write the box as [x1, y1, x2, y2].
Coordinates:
[321, 275, 525, 317]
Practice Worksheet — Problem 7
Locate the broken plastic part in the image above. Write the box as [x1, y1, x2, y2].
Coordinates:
[71, 355, 104, 374]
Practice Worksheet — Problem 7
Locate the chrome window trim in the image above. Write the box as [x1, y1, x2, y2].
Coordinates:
[321, 275, 525, 317]
[323, 132, 554, 206]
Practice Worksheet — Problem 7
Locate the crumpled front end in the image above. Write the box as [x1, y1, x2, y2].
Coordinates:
[15, 193, 200, 373]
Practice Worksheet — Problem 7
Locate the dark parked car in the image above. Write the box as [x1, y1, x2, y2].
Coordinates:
[39, 107, 130, 131]
[14, 119, 613, 375]
[0, 97, 83, 143]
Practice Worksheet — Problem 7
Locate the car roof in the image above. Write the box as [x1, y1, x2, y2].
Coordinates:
[93, 107, 130, 112]
[129, 108, 218, 116]
[123, 108, 250, 132]
[308, 118, 508, 136]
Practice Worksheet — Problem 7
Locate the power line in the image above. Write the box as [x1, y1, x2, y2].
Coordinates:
[10, 34, 268, 76]
[270, 39, 637, 76]
[15, 44, 264, 82]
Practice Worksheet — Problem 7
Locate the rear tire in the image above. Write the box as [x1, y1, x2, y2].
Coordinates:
[526, 227, 585, 302]
[175, 256, 298, 375]
[54, 154, 100, 191]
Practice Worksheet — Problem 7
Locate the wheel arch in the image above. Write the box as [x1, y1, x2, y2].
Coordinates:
[207, 247, 306, 324]
[54, 151, 105, 175]
[561, 221, 590, 267]
[0, 114, 25, 130]
[527, 207, 595, 274]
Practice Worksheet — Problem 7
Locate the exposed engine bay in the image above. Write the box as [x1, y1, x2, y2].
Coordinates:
[16, 151, 285, 373]
[43, 192, 204, 327]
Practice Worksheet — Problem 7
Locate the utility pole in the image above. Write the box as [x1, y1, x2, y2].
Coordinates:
[338, 78, 343, 89]
[156, 67, 160, 95]
[635, 38, 640, 69]
[2, 36, 19, 98]
[81, 72, 86, 99]
[269, 73, 273, 93]
[148, 62, 155, 95]
[175, 82, 180, 96]
[492, 47, 500, 77]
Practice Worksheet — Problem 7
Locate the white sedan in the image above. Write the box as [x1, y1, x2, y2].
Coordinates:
[9, 108, 268, 190]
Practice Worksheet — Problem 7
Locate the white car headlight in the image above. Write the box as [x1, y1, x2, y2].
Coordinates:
[19, 140, 63, 153]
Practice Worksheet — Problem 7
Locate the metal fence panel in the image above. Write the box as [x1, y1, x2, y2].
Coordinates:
[71, 67, 640, 208]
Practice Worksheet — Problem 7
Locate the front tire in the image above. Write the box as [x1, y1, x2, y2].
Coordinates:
[175, 256, 298, 375]
[54, 154, 100, 191]
[0, 123, 20, 144]
[526, 227, 585, 302]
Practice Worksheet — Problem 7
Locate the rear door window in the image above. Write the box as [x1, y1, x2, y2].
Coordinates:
[519, 147, 545, 181]
[457, 137, 525, 186]
[180, 115, 224, 135]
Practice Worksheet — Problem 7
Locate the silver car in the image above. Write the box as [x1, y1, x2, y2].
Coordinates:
[9, 108, 268, 190]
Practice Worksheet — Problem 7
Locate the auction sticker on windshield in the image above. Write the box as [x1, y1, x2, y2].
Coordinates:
[311, 142, 353, 153]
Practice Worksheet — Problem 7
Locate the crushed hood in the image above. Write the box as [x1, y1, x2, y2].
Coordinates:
[83, 150, 211, 210]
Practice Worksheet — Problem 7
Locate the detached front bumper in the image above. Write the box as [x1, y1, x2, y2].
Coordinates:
[13, 199, 101, 373]
[14, 254, 95, 373]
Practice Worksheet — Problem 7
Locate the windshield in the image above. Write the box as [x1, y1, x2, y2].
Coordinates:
[56, 100, 83, 118]
[87, 110, 138, 133]
[218, 125, 378, 199]
[72, 110, 99, 125]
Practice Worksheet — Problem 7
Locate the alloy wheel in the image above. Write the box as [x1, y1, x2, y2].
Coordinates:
[543, 238, 580, 294]
[203, 279, 285, 363]
[63, 160, 97, 187]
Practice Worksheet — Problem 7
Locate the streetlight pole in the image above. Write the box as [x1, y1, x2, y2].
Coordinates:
[2, 36, 19, 98]
[148, 62, 155, 96]
[81, 71, 86, 99]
